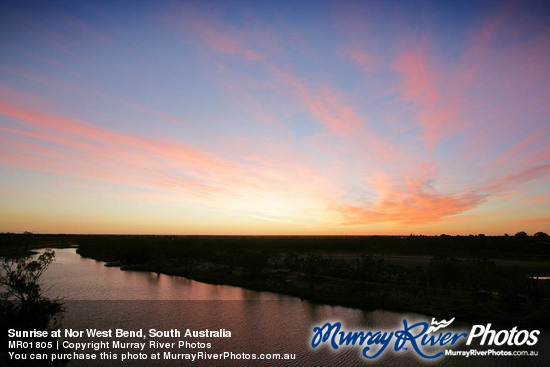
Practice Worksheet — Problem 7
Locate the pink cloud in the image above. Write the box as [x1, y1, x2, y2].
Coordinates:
[0, 99, 236, 196]
[393, 48, 439, 105]
[333, 173, 483, 226]
[1, 65, 192, 129]
[267, 66, 374, 139]
[486, 126, 550, 175]
[1, 93, 343, 223]
[330, 147, 549, 227]
[390, 46, 464, 151]
[185, 4, 550, 230]
[188, 19, 264, 61]
[173, 5, 269, 62]
[416, 105, 459, 151]
[521, 195, 550, 204]
[513, 218, 550, 225]
[345, 48, 377, 73]
[306, 87, 365, 136]
[170, 7, 380, 141]
[0, 98, 229, 173]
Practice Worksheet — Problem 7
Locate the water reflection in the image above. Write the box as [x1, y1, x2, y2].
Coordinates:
[42, 248, 289, 301]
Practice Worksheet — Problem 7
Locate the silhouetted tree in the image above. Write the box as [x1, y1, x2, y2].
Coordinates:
[515, 231, 528, 238]
[1, 249, 67, 366]
[534, 232, 549, 240]
[0, 249, 63, 340]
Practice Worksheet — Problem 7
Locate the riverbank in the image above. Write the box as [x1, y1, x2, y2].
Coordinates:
[71, 233, 550, 329]
[0, 233, 77, 257]
[95, 258, 550, 330]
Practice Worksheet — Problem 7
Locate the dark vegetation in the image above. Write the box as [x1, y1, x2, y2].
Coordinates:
[0, 246, 65, 365]
[1, 232, 550, 329]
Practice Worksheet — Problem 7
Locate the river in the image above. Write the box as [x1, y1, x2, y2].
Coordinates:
[35, 248, 546, 366]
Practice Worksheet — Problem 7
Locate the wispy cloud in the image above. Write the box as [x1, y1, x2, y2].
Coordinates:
[1, 1, 549, 234]
[521, 195, 550, 204]
[513, 218, 550, 225]
[0, 91, 336, 223]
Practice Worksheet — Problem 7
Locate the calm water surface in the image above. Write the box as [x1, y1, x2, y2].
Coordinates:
[37, 248, 547, 366]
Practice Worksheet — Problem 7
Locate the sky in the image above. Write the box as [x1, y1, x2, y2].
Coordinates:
[0, 0, 549, 235]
